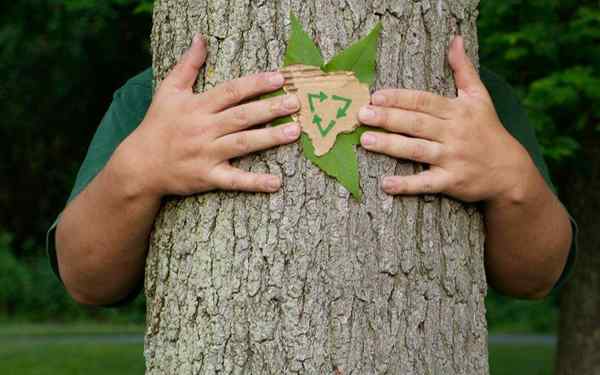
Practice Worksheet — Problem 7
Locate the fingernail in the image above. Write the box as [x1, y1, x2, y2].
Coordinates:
[193, 33, 202, 45]
[361, 133, 376, 147]
[372, 93, 385, 105]
[454, 35, 464, 49]
[382, 177, 393, 190]
[267, 176, 281, 191]
[283, 124, 300, 139]
[269, 72, 285, 87]
[283, 95, 299, 110]
[359, 106, 375, 121]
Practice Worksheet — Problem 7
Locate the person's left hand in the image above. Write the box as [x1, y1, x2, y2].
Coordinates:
[358, 36, 537, 204]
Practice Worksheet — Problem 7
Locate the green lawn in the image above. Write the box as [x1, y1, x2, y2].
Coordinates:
[489, 344, 555, 375]
[0, 324, 555, 375]
[0, 322, 144, 336]
[0, 342, 145, 375]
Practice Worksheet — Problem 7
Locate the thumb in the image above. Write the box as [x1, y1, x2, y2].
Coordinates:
[448, 36, 485, 97]
[166, 33, 208, 90]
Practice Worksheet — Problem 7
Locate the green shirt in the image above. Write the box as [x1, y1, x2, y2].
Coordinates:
[47, 67, 577, 303]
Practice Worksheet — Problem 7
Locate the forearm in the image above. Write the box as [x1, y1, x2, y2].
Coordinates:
[483, 156, 572, 299]
[55, 142, 161, 306]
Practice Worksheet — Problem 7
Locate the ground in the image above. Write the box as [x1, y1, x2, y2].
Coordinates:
[0, 323, 554, 375]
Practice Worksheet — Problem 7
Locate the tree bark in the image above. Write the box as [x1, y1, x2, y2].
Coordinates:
[144, 1, 488, 374]
[555, 131, 600, 375]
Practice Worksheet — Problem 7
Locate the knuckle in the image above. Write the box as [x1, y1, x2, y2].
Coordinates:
[269, 98, 281, 115]
[450, 174, 466, 192]
[414, 91, 430, 111]
[223, 82, 242, 104]
[377, 107, 389, 125]
[422, 180, 434, 193]
[232, 106, 250, 127]
[410, 141, 427, 161]
[410, 114, 425, 136]
[226, 173, 246, 191]
[234, 133, 251, 155]
[430, 144, 443, 163]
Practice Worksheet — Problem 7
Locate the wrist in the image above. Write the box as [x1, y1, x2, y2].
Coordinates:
[108, 129, 164, 202]
[486, 146, 542, 210]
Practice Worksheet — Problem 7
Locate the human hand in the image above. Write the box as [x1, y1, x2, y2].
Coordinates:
[358, 36, 536, 204]
[116, 34, 301, 198]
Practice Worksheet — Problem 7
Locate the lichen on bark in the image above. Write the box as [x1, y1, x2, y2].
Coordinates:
[145, 1, 488, 374]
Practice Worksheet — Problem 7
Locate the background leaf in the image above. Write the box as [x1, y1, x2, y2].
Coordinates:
[323, 22, 382, 86]
[283, 14, 324, 67]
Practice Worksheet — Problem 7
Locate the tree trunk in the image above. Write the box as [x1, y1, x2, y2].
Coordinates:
[555, 131, 600, 375]
[144, 1, 488, 374]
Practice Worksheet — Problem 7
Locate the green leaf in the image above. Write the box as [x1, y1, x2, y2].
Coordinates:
[301, 127, 374, 200]
[282, 14, 381, 200]
[284, 14, 324, 67]
[323, 22, 382, 85]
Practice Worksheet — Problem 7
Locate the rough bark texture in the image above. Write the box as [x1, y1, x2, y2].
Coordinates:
[555, 131, 600, 375]
[145, 1, 488, 374]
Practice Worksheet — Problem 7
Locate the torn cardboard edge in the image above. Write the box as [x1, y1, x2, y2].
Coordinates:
[280, 64, 370, 156]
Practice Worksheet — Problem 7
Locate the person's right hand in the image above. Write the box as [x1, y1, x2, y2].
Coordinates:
[115, 34, 301, 198]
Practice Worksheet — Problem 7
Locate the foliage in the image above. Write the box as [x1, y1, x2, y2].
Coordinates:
[479, 0, 600, 165]
[486, 289, 558, 333]
[284, 15, 381, 199]
[0, 233, 31, 314]
[0, 0, 151, 251]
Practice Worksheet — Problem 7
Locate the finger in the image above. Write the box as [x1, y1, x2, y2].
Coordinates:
[211, 165, 282, 193]
[360, 132, 443, 164]
[209, 94, 300, 136]
[358, 105, 445, 141]
[164, 34, 208, 90]
[216, 122, 301, 160]
[198, 71, 286, 113]
[448, 36, 487, 96]
[370, 89, 453, 119]
[382, 169, 448, 195]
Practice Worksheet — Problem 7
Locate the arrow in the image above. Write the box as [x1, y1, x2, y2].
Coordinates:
[313, 114, 336, 137]
[308, 91, 328, 112]
[332, 95, 352, 119]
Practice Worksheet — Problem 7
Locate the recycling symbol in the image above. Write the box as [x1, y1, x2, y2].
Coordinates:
[307, 91, 353, 137]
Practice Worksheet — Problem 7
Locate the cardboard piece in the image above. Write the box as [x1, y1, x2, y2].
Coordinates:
[280, 64, 370, 156]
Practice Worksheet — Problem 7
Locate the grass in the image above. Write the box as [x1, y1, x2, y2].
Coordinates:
[489, 344, 555, 375]
[0, 322, 144, 336]
[0, 323, 555, 375]
[0, 342, 145, 375]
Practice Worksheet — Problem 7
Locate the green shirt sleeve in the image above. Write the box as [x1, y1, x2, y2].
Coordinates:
[480, 67, 577, 292]
[46, 68, 152, 306]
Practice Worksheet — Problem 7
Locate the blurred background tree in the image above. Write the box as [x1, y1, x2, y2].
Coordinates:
[479, 1, 600, 373]
[0, 0, 597, 372]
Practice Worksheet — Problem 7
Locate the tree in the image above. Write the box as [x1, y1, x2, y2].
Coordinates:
[477, 3, 600, 372]
[144, 1, 488, 373]
[555, 132, 600, 374]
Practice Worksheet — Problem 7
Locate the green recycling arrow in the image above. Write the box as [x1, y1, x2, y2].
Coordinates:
[308, 91, 328, 112]
[312, 114, 336, 137]
[332, 95, 352, 119]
